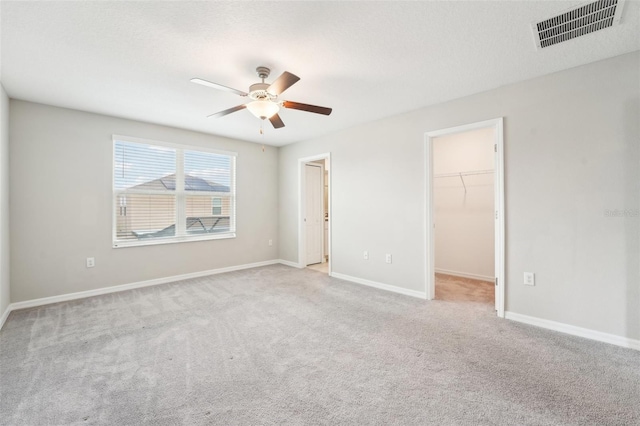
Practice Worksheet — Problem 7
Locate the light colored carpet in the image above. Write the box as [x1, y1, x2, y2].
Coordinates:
[1, 264, 639, 425]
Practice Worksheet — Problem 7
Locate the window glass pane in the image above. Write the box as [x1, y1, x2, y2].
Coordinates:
[212, 198, 222, 215]
[184, 150, 231, 193]
[114, 141, 176, 191]
[185, 195, 231, 234]
[116, 194, 176, 241]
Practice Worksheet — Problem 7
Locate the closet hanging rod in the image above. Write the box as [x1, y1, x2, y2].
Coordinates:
[433, 169, 494, 178]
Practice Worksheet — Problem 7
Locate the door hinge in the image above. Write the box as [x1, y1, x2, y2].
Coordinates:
[495, 211, 498, 219]
[495, 277, 498, 287]
[494, 144, 497, 152]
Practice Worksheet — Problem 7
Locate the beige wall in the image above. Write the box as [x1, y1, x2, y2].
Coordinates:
[279, 52, 640, 340]
[10, 101, 279, 302]
[0, 84, 9, 317]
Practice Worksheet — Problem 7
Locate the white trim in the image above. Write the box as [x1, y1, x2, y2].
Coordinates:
[434, 268, 494, 283]
[278, 259, 304, 269]
[425, 118, 500, 138]
[298, 153, 332, 275]
[0, 304, 11, 330]
[424, 133, 434, 300]
[505, 311, 640, 352]
[176, 149, 186, 236]
[331, 272, 427, 300]
[112, 134, 238, 157]
[494, 118, 505, 317]
[113, 232, 236, 249]
[424, 118, 505, 318]
[6, 260, 280, 313]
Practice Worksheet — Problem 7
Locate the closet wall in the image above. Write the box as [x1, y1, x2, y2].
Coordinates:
[433, 128, 495, 281]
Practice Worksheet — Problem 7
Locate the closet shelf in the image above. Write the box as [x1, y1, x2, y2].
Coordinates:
[433, 169, 494, 178]
[433, 169, 493, 193]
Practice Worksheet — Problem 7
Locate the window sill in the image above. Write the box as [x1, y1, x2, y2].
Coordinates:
[113, 232, 236, 249]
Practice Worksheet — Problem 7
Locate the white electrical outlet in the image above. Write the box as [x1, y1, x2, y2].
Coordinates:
[524, 272, 535, 286]
[385, 254, 392, 264]
[86, 257, 95, 268]
[268, 239, 273, 247]
[363, 251, 369, 260]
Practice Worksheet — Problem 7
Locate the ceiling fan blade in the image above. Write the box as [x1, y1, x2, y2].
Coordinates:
[282, 101, 332, 116]
[191, 78, 248, 97]
[269, 114, 285, 129]
[207, 104, 247, 118]
[267, 72, 300, 96]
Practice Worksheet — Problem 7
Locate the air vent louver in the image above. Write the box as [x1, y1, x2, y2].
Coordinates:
[532, 0, 626, 49]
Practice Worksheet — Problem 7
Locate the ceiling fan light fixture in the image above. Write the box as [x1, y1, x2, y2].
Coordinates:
[246, 100, 279, 120]
[192, 67, 331, 129]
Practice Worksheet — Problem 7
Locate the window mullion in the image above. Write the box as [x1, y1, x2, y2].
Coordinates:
[175, 149, 186, 236]
[230, 156, 236, 232]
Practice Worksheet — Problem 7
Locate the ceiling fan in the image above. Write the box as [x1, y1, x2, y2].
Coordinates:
[191, 66, 332, 129]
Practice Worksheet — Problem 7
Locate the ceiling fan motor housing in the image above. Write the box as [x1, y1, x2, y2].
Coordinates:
[249, 82, 276, 101]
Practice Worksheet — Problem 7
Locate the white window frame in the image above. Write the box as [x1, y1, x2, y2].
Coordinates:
[112, 135, 237, 248]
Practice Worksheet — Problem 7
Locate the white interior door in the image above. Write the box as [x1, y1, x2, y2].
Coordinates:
[305, 164, 323, 265]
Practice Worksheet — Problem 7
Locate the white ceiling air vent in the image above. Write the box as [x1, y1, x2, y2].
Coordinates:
[532, 0, 626, 49]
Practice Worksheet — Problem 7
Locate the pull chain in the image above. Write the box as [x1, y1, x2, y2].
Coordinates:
[260, 120, 265, 152]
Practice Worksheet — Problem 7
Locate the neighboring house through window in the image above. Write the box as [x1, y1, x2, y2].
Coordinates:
[113, 135, 236, 247]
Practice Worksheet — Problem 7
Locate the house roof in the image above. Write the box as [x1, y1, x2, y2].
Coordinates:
[132, 174, 229, 192]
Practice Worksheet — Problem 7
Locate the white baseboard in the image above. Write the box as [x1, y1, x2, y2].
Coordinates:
[6, 260, 281, 315]
[0, 259, 323, 330]
[5, 263, 637, 354]
[278, 259, 304, 268]
[0, 304, 11, 331]
[505, 311, 640, 352]
[331, 272, 427, 300]
[435, 268, 494, 282]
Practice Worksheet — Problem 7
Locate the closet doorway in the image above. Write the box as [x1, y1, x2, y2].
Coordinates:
[298, 153, 331, 274]
[425, 118, 505, 317]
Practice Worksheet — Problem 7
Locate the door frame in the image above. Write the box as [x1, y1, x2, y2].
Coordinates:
[298, 153, 332, 274]
[424, 118, 505, 317]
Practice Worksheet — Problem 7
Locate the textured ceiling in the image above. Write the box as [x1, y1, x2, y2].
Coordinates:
[1, 1, 639, 146]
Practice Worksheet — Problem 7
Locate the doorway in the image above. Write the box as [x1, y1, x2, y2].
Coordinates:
[425, 118, 505, 317]
[298, 153, 331, 274]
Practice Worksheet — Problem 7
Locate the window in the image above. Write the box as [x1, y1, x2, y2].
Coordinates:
[212, 198, 222, 215]
[113, 135, 236, 247]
